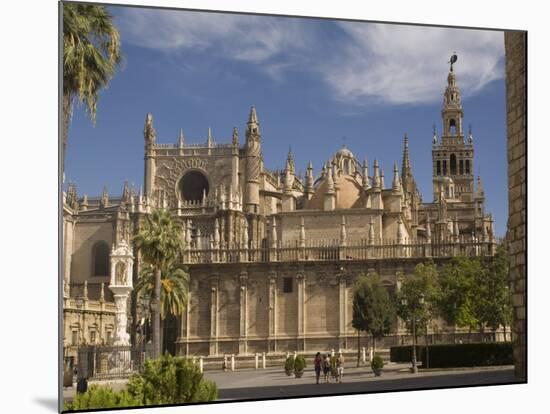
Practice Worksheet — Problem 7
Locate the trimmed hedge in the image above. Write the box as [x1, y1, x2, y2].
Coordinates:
[390, 343, 513, 368]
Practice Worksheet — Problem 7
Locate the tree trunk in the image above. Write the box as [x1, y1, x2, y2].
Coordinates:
[62, 93, 72, 176]
[151, 268, 162, 357]
[424, 333, 430, 369]
[357, 329, 361, 367]
[372, 335, 376, 356]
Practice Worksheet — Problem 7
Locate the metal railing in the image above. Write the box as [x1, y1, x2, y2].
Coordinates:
[76, 344, 154, 380]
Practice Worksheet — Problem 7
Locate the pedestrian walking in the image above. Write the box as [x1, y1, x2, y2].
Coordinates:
[323, 354, 331, 383]
[336, 352, 345, 383]
[314, 352, 322, 384]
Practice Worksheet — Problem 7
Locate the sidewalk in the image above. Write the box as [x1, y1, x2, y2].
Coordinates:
[63, 363, 518, 402]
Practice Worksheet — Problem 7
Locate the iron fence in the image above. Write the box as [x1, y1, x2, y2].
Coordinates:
[76, 344, 154, 380]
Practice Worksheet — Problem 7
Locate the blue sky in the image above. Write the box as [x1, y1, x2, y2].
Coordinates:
[65, 5, 507, 236]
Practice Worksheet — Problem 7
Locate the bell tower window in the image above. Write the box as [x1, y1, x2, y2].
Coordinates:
[450, 154, 457, 175]
[442, 160, 447, 176]
[436, 160, 441, 176]
[449, 119, 457, 135]
[459, 160, 464, 175]
[465, 160, 470, 175]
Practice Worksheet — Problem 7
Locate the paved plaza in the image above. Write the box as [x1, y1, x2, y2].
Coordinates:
[204, 364, 518, 401]
[63, 363, 518, 403]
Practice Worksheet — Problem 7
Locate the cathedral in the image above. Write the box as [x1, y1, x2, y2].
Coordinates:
[62, 66, 496, 358]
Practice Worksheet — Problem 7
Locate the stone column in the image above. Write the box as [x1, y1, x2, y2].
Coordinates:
[63, 218, 74, 298]
[209, 274, 219, 356]
[338, 273, 347, 350]
[109, 240, 134, 346]
[239, 271, 248, 354]
[267, 270, 277, 353]
[177, 286, 190, 356]
[296, 271, 306, 351]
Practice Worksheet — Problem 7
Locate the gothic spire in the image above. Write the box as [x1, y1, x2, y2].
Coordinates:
[362, 158, 369, 190]
[477, 175, 484, 197]
[392, 162, 401, 193]
[286, 147, 295, 173]
[372, 159, 380, 189]
[144, 113, 156, 144]
[101, 186, 109, 208]
[246, 105, 260, 139]
[401, 133, 412, 181]
[178, 128, 185, 147]
[207, 127, 213, 147]
[122, 181, 130, 203]
[232, 127, 239, 146]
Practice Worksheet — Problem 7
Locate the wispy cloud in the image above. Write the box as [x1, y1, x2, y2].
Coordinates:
[322, 23, 504, 104]
[115, 7, 504, 105]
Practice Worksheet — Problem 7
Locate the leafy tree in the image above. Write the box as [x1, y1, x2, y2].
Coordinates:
[397, 262, 440, 335]
[437, 256, 484, 342]
[62, 3, 122, 171]
[397, 262, 440, 368]
[478, 244, 513, 341]
[136, 263, 189, 320]
[133, 209, 184, 357]
[126, 354, 217, 405]
[352, 273, 395, 356]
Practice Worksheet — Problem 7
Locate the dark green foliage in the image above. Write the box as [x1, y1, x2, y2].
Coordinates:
[437, 256, 483, 331]
[352, 273, 395, 347]
[390, 343, 513, 368]
[396, 262, 440, 336]
[126, 354, 217, 405]
[478, 245, 513, 334]
[284, 355, 295, 374]
[64, 384, 141, 410]
[371, 355, 384, 370]
[294, 355, 306, 372]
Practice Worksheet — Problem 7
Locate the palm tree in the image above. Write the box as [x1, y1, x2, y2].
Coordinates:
[62, 3, 122, 172]
[133, 209, 183, 357]
[136, 263, 190, 321]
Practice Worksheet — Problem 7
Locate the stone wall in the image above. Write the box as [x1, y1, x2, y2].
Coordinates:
[505, 31, 527, 381]
[71, 220, 114, 284]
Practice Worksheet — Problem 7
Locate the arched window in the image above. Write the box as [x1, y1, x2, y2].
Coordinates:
[459, 160, 464, 175]
[92, 241, 110, 277]
[449, 119, 457, 135]
[450, 154, 457, 175]
[442, 160, 447, 176]
[465, 159, 471, 174]
[436, 160, 441, 175]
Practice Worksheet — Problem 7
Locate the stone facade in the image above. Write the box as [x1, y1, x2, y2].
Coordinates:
[505, 31, 527, 381]
[62, 65, 500, 356]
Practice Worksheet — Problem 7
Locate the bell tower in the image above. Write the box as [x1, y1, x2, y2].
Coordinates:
[432, 58, 474, 203]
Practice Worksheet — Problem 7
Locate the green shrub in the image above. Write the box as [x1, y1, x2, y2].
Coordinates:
[284, 355, 295, 374]
[64, 384, 141, 410]
[371, 355, 384, 370]
[127, 353, 218, 405]
[390, 343, 513, 368]
[294, 355, 306, 372]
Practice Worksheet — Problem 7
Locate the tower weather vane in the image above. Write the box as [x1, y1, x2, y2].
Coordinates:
[449, 52, 458, 71]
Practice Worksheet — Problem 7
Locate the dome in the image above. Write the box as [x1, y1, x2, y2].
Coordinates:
[335, 145, 354, 158]
[306, 173, 365, 210]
